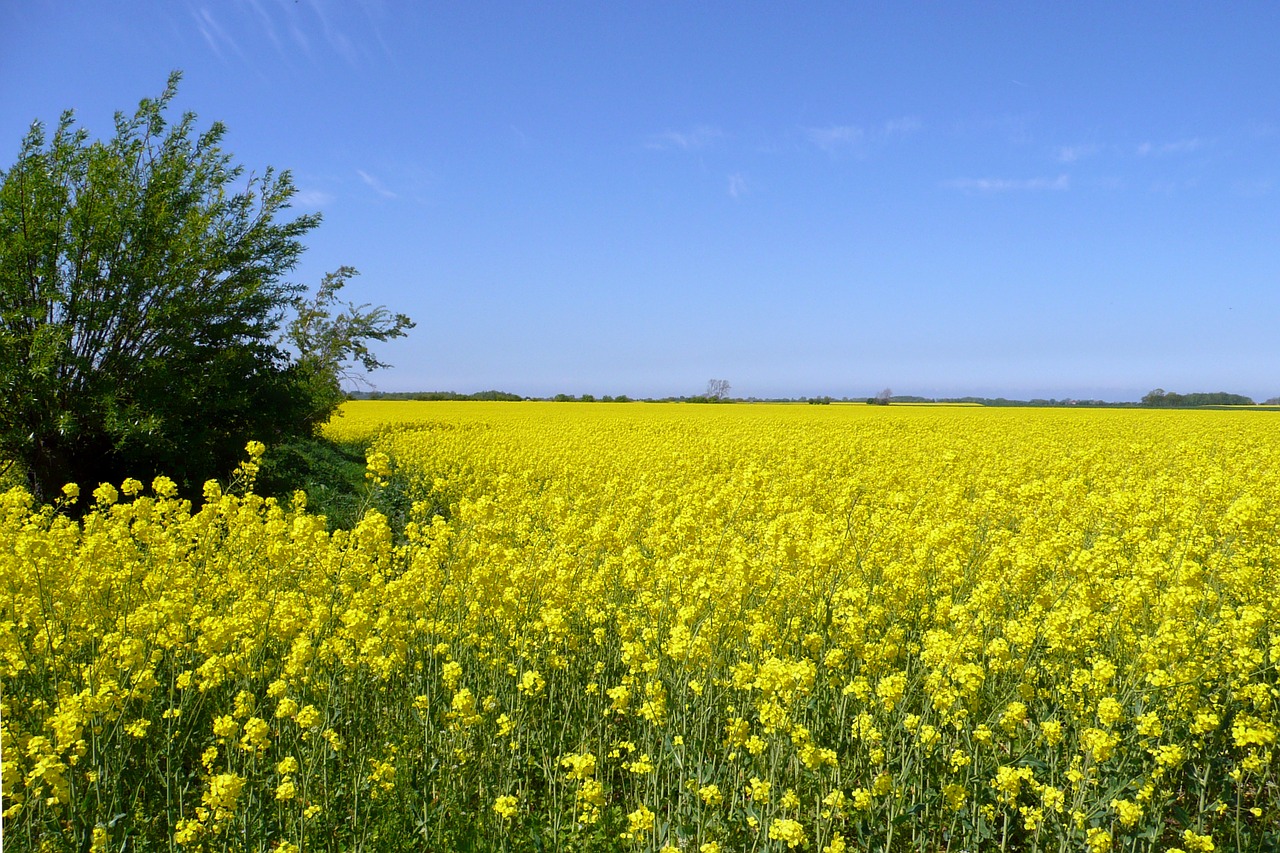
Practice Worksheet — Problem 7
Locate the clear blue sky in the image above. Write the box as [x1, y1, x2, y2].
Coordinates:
[4, 2, 1278, 401]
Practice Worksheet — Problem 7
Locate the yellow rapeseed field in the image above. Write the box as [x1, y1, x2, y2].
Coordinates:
[2, 402, 1277, 851]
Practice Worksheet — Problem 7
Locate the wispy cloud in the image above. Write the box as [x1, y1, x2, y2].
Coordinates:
[804, 125, 864, 153]
[944, 174, 1070, 192]
[357, 169, 396, 199]
[289, 20, 312, 55]
[645, 125, 724, 151]
[727, 173, 748, 199]
[192, 6, 246, 62]
[293, 188, 335, 208]
[243, 0, 282, 51]
[302, 0, 359, 68]
[952, 112, 1035, 146]
[805, 117, 920, 154]
[1056, 143, 1101, 163]
[883, 116, 922, 135]
[1137, 138, 1204, 156]
[191, 0, 389, 69]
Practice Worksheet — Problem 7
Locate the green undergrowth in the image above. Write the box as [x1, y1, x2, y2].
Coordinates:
[257, 436, 412, 533]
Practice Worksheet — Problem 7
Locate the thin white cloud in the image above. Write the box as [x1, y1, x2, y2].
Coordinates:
[293, 189, 334, 208]
[192, 8, 221, 56]
[193, 6, 246, 61]
[244, 0, 282, 51]
[1137, 138, 1204, 156]
[804, 125, 864, 153]
[805, 118, 919, 154]
[951, 112, 1035, 146]
[357, 169, 396, 199]
[883, 116, 922, 135]
[645, 125, 724, 151]
[299, 0, 359, 67]
[944, 174, 1070, 192]
[289, 21, 312, 55]
[208, 0, 388, 68]
[727, 173, 747, 199]
[1056, 143, 1101, 163]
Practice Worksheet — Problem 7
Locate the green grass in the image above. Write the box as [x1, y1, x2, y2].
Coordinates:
[257, 436, 412, 532]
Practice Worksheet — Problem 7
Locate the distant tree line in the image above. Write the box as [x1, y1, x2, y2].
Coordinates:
[938, 397, 1119, 407]
[354, 388, 1275, 408]
[1140, 389, 1255, 407]
[359, 390, 524, 402]
[551, 394, 633, 403]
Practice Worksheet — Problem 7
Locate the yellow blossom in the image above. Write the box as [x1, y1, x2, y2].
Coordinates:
[493, 795, 518, 820]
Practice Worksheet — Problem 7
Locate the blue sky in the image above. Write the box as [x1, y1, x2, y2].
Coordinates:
[3, 2, 1278, 401]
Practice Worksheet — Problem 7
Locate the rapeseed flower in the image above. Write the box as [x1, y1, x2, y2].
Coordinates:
[5, 402, 1279, 850]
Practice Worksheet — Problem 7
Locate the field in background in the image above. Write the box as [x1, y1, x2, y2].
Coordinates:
[3, 402, 1278, 851]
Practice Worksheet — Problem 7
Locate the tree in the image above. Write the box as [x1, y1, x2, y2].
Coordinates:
[705, 378, 731, 401]
[285, 266, 414, 428]
[1142, 389, 1252, 408]
[1142, 388, 1173, 407]
[0, 73, 410, 502]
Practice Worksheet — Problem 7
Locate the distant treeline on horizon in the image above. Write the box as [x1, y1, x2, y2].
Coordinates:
[354, 389, 1279, 408]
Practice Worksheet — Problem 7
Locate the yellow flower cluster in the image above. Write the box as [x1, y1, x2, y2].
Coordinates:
[3, 404, 1278, 851]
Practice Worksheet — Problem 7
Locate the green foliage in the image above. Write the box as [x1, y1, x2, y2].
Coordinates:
[1141, 389, 1255, 407]
[0, 74, 411, 504]
[362, 390, 524, 401]
[0, 458, 24, 492]
[0, 72, 309, 501]
[286, 267, 414, 425]
[256, 436, 413, 533]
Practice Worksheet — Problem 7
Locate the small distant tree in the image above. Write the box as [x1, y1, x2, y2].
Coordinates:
[1142, 389, 1172, 407]
[705, 378, 731, 400]
[873, 388, 893, 405]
